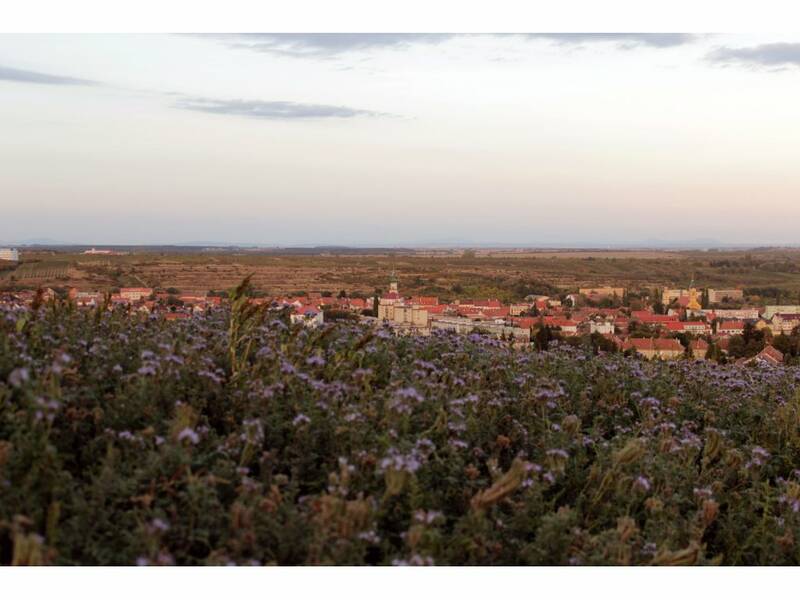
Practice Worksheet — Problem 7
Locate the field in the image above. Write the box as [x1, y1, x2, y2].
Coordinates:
[1, 292, 800, 565]
[4, 247, 800, 303]
[0, 260, 72, 282]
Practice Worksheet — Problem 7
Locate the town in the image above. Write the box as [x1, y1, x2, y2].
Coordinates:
[2, 247, 799, 366]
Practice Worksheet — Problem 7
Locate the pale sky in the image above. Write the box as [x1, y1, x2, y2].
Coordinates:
[1, 33, 800, 246]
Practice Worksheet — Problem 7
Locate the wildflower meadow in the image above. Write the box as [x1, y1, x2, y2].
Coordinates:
[1, 282, 799, 565]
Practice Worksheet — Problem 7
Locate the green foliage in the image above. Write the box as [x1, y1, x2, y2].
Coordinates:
[1, 295, 800, 565]
[226, 275, 267, 379]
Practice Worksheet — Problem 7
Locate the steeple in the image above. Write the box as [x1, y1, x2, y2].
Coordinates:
[389, 268, 398, 294]
[687, 273, 701, 311]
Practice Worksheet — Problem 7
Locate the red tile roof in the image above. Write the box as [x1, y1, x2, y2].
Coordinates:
[758, 345, 784, 364]
[411, 296, 439, 306]
[511, 317, 536, 329]
[631, 311, 678, 323]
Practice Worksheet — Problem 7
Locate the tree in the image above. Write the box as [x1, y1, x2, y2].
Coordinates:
[727, 335, 746, 358]
[323, 308, 358, 322]
[534, 326, 561, 351]
[772, 334, 793, 356]
[589, 333, 617, 354]
[372, 289, 380, 317]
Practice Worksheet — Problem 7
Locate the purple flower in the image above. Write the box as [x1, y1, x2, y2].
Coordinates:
[396, 387, 424, 403]
[150, 518, 170, 533]
[633, 475, 651, 493]
[8, 367, 29, 388]
[413, 509, 444, 524]
[292, 414, 311, 427]
[306, 355, 326, 367]
[177, 427, 200, 445]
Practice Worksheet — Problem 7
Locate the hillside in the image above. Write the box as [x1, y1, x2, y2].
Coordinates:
[1, 297, 800, 565]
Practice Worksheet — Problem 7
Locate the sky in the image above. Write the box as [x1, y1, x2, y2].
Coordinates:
[1, 33, 800, 246]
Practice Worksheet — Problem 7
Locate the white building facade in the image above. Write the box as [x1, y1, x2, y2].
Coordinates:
[0, 248, 19, 262]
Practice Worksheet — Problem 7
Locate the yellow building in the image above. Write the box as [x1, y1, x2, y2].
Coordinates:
[687, 288, 702, 311]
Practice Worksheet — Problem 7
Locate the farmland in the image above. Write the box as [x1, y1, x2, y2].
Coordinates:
[1, 293, 800, 565]
[4, 247, 800, 304]
[0, 260, 72, 282]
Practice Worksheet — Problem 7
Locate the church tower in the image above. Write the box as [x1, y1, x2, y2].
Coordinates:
[687, 275, 701, 311]
[389, 269, 398, 294]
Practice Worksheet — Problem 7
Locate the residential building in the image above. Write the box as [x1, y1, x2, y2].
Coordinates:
[430, 317, 530, 343]
[541, 317, 580, 336]
[771, 313, 800, 336]
[0, 248, 19, 262]
[290, 305, 324, 328]
[631, 311, 678, 325]
[389, 305, 429, 328]
[588, 319, 615, 335]
[764, 305, 800, 319]
[708, 289, 744, 303]
[689, 339, 709, 359]
[622, 338, 685, 360]
[699, 308, 760, 321]
[119, 287, 154, 301]
[662, 288, 701, 310]
[662, 289, 687, 305]
[510, 303, 533, 316]
[737, 345, 784, 366]
[664, 321, 711, 335]
[717, 320, 745, 336]
[410, 296, 438, 307]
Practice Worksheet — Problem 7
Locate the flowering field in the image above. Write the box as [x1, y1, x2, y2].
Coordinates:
[2, 291, 800, 565]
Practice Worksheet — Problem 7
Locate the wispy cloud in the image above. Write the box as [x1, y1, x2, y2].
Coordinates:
[0, 65, 97, 86]
[206, 33, 455, 58]
[204, 33, 696, 58]
[529, 33, 697, 49]
[173, 96, 386, 120]
[707, 43, 800, 69]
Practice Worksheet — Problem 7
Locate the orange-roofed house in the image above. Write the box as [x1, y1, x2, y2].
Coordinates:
[541, 317, 580, 336]
[737, 345, 784, 366]
[120, 287, 154, 301]
[411, 296, 439, 307]
[426, 304, 450, 315]
[511, 317, 537, 330]
[345, 298, 367, 312]
[689, 339, 709, 359]
[631, 311, 679, 325]
[291, 304, 324, 328]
